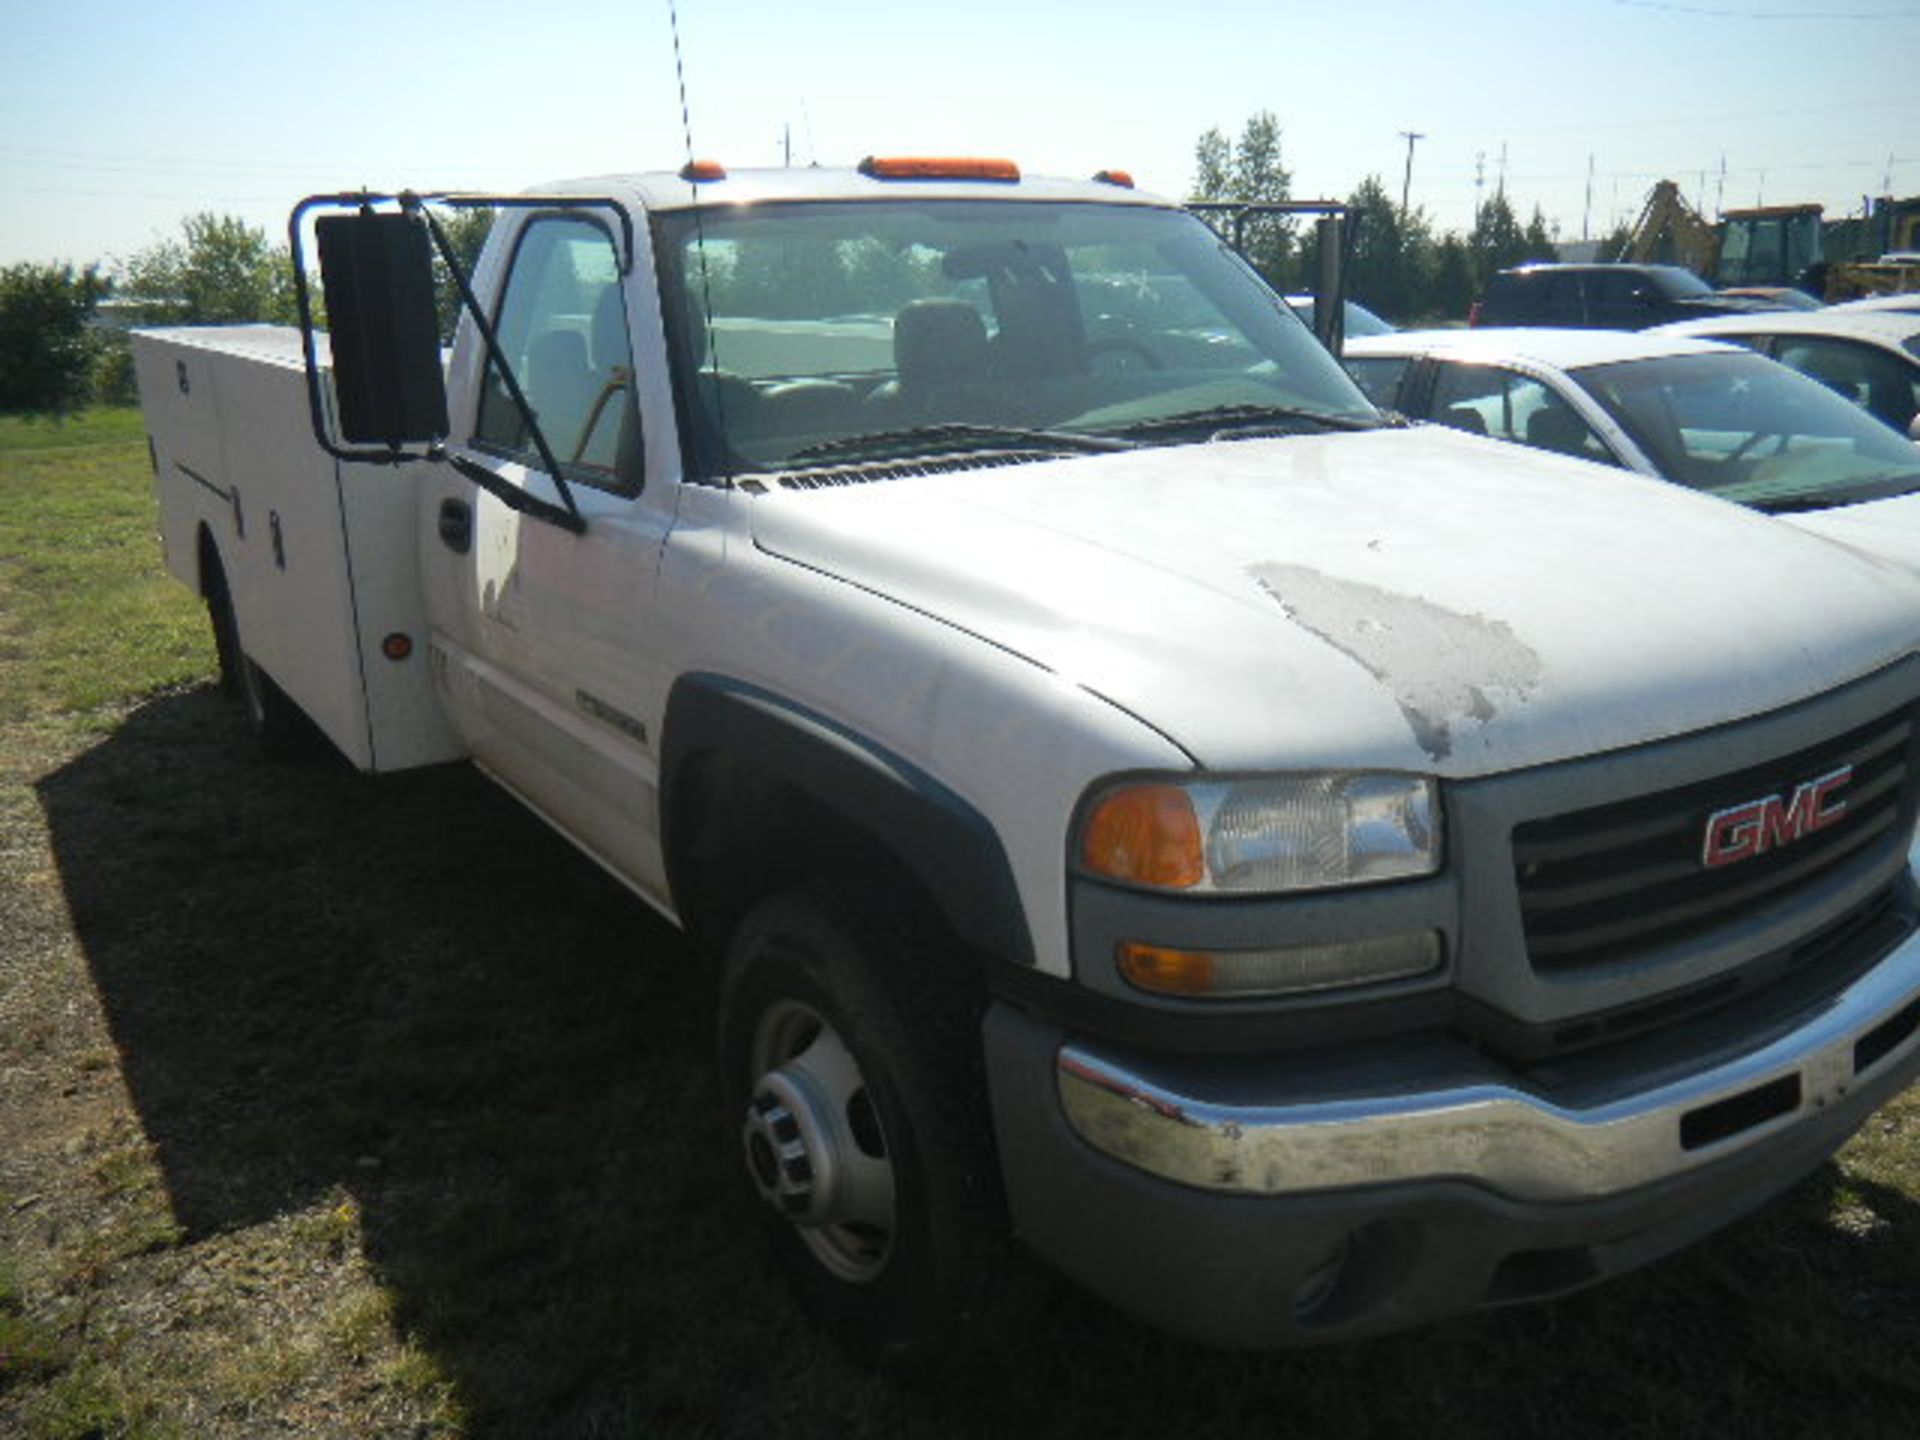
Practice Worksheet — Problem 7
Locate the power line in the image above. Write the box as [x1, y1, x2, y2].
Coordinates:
[1608, 0, 1920, 17]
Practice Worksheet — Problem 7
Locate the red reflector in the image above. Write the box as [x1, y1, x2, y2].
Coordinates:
[1093, 169, 1135, 189]
[381, 633, 413, 662]
[858, 155, 1020, 183]
[679, 159, 728, 183]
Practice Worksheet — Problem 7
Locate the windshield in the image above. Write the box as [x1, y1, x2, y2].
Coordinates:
[1651, 266, 1714, 299]
[654, 200, 1378, 481]
[1573, 350, 1920, 512]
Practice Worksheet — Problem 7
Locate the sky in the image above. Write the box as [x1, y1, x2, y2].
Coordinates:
[3, 0, 1917, 270]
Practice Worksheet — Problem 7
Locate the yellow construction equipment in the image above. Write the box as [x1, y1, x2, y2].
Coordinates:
[1618, 181, 1920, 301]
[1617, 180, 1719, 272]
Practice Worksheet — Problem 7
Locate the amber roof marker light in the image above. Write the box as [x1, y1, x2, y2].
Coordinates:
[857, 156, 1021, 183]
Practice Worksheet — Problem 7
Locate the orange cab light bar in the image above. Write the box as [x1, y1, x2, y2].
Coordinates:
[1093, 169, 1135, 189]
[680, 159, 728, 183]
[858, 155, 1021, 183]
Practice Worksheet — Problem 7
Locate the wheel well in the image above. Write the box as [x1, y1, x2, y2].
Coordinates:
[196, 524, 226, 600]
[668, 749, 944, 956]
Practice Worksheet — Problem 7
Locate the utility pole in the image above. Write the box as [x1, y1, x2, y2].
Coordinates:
[1397, 130, 1425, 214]
[1583, 153, 1595, 242]
[1496, 141, 1508, 200]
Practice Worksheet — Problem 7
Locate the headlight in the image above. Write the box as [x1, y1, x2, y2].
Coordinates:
[1078, 773, 1440, 894]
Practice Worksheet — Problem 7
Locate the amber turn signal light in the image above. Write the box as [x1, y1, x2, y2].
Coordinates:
[1079, 784, 1204, 889]
[857, 155, 1021, 183]
[1117, 943, 1215, 996]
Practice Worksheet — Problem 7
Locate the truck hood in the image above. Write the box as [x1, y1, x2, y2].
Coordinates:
[748, 428, 1920, 777]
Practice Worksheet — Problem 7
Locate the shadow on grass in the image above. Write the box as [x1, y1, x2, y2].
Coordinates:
[36, 688, 1920, 1438]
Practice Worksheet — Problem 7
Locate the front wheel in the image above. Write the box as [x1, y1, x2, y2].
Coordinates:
[718, 886, 1009, 1365]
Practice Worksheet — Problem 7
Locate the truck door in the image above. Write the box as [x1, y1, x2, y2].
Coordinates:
[423, 208, 676, 904]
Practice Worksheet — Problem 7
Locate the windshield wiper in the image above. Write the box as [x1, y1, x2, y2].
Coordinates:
[1107, 403, 1386, 442]
[1747, 477, 1920, 514]
[789, 422, 1135, 463]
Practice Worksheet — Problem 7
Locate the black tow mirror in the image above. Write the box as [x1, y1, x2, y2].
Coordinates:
[314, 211, 449, 447]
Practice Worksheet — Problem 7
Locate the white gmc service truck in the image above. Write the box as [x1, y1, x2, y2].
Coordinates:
[132, 161, 1920, 1359]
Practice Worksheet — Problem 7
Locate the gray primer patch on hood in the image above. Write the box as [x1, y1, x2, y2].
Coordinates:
[1249, 563, 1543, 761]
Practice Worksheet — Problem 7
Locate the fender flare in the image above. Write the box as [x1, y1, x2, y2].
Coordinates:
[659, 674, 1035, 966]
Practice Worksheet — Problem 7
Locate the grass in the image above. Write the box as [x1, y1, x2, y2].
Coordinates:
[0, 408, 211, 722]
[0, 406, 1918, 1436]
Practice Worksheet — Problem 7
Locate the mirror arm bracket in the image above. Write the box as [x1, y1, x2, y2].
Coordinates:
[290, 189, 638, 535]
[407, 194, 584, 532]
[437, 449, 587, 533]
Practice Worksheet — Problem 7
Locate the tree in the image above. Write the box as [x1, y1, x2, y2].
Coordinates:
[1336, 175, 1436, 322]
[0, 262, 109, 414]
[1428, 234, 1479, 321]
[1191, 128, 1231, 203]
[1520, 206, 1559, 265]
[1468, 191, 1530, 289]
[431, 207, 497, 340]
[1231, 112, 1291, 208]
[1599, 219, 1632, 265]
[1187, 111, 1294, 289]
[117, 212, 299, 325]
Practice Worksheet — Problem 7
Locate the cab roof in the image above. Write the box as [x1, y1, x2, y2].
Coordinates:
[1343, 326, 1740, 372]
[528, 165, 1175, 213]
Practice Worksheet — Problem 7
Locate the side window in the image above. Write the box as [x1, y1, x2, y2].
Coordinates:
[1774, 337, 1918, 433]
[1585, 271, 1641, 323]
[1342, 355, 1410, 408]
[1429, 363, 1619, 464]
[474, 216, 642, 493]
[1540, 274, 1585, 326]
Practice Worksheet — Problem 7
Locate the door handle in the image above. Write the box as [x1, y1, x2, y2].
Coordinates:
[438, 497, 472, 554]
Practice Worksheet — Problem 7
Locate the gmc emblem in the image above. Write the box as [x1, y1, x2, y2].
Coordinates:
[1701, 765, 1852, 869]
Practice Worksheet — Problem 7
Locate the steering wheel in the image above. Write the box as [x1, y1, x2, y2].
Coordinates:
[1720, 429, 1787, 468]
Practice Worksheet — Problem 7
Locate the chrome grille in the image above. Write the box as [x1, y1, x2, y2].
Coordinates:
[1513, 705, 1916, 974]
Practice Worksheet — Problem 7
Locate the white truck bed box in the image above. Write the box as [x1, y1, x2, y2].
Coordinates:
[132, 325, 462, 772]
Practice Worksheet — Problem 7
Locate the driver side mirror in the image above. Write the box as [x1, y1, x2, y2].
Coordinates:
[315, 212, 449, 448]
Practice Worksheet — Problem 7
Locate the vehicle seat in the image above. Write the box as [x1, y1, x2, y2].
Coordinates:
[1794, 348, 1868, 408]
[870, 299, 990, 416]
[680, 292, 764, 448]
[897, 299, 990, 389]
[576, 286, 641, 483]
[758, 380, 860, 438]
[1438, 404, 1488, 436]
[1526, 405, 1593, 459]
[524, 328, 593, 459]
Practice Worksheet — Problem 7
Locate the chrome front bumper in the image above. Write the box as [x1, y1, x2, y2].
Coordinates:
[1059, 852, 1920, 1206]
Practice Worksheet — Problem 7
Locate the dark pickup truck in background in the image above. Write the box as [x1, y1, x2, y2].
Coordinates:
[1471, 262, 1798, 330]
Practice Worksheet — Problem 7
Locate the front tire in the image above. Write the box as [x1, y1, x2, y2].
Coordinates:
[718, 886, 1007, 1365]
